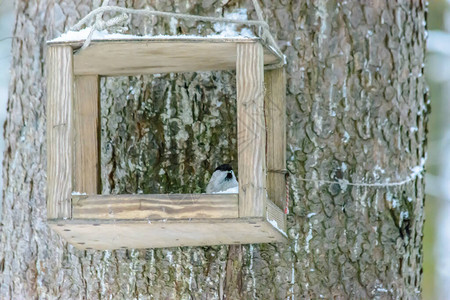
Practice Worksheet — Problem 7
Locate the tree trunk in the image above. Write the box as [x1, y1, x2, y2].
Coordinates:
[0, 0, 427, 299]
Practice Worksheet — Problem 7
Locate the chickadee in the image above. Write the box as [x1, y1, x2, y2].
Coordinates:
[206, 164, 239, 193]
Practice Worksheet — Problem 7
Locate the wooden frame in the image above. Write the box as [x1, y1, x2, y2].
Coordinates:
[46, 37, 287, 250]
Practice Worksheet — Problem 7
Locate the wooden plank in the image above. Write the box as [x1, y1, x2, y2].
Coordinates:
[49, 217, 287, 250]
[236, 43, 266, 217]
[47, 39, 280, 76]
[73, 76, 100, 194]
[264, 68, 287, 210]
[265, 198, 287, 234]
[72, 194, 239, 220]
[46, 46, 74, 219]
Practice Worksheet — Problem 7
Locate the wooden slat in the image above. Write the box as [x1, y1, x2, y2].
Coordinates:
[265, 199, 287, 234]
[73, 76, 100, 194]
[75, 41, 236, 75]
[46, 46, 74, 219]
[49, 217, 286, 250]
[236, 43, 266, 217]
[72, 194, 239, 219]
[47, 39, 281, 76]
[264, 68, 287, 210]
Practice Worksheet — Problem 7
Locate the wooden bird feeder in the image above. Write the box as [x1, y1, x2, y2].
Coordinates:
[46, 36, 287, 250]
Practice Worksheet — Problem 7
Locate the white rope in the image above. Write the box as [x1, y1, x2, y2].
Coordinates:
[71, 6, 270, 31]
[297, 164, 424, 189]
[250, 0, 281, 53]
[81, 0, 112, 50]
[271, 159, 425, 189]
[70, 2, 285, 68]
[297, 174, 419, 188]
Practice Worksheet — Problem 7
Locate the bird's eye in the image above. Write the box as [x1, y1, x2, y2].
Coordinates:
[226, 172, 233, 180]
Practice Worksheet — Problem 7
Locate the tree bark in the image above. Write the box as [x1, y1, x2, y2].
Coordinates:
[0, 0, 427, 299]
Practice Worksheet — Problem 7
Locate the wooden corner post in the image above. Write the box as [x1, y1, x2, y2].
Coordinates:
[236, 42, 266, 217]
[46, 46, 74, 219]
[73, 75, 100, 195]
[264, 68, 286, 210]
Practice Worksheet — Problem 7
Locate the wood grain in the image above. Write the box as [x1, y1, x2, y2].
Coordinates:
[49, 217, 286, 250]
[47, 39, 281, 76]
[72, 194, 239, 219]
[236, 43, 266, 217]
[46, 46, 73, 219]
[264, 68, 287, 211]
[265, 198, 286, 234]
[73, 76, 100, 194]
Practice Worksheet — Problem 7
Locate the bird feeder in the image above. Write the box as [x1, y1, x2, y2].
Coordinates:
[46, 36, 287, 250]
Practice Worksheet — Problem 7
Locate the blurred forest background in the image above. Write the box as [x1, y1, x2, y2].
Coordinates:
[423, 0, 450, 299]
[0, 0, 13, 219]
[0, 1, 448, 298]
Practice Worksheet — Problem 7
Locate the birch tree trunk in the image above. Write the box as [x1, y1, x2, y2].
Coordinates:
[0, 0, 427, 299]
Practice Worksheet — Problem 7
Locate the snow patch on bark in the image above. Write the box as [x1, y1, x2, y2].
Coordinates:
[305, 223, 313, 254]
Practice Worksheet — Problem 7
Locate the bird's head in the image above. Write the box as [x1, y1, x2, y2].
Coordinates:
[206, 163, 238, 193]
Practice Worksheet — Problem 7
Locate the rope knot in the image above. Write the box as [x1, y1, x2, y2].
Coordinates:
[94, 19, 106, 31]
[337, 179, 349, 191]
[104, 13, 129, 29]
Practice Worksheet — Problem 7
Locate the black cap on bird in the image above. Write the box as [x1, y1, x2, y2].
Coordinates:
[206, 164, 238, 193]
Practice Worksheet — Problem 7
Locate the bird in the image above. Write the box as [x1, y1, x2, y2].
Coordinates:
[206, 164, 239, 193]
